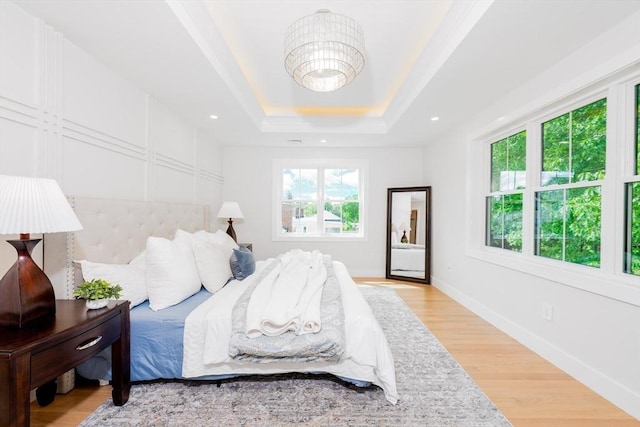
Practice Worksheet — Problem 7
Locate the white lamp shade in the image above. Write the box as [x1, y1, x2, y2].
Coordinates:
[0, 175, 83, 234]
[217, 201, 244, 219]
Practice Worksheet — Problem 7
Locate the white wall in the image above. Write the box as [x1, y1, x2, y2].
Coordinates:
[391, 192, 412, 240]
[425, 12, 640, 419]
[223, 146, 424, 277]
[0, 2, 224, 275]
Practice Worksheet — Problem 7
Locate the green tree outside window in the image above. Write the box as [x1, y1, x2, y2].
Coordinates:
[625, 182, 640, 275]
[324, 169, 360, 233]
[536, 98, 606, 267]
[535, 187, 601, 267]
[541, 98, 606, 186]
[487, 193, 523, 251]
[487, 130, 525, 252]
[490, 131, 526, 192]
[625, 85, 640, 275]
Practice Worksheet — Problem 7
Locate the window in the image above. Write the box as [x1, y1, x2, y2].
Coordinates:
[274, 160, 366, 240]
[624, 84, 640, 276]
[486, 131, 525, 251]
[534, 99, 606, 267]
[471, 67, 639, 302]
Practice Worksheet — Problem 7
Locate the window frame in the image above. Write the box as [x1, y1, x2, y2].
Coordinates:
[467, 67, 640, 307]
[272, 158, 368, 242]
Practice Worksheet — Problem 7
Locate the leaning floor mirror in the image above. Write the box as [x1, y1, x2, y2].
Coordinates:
[386, 186, 431, 284]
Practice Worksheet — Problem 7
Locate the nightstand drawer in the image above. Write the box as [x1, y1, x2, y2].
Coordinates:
[30, 313, 121, 387]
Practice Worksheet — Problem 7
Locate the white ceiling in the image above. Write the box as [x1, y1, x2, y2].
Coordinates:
[14, 0, 639, 147]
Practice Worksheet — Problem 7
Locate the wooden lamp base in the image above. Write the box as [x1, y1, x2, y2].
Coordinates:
[0, 238, 56, 328]
[226, 218, 237, 242]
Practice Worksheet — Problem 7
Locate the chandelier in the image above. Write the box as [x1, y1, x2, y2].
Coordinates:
[284, 9, 365, 92]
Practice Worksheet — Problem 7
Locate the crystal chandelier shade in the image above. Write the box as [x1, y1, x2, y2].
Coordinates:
[284, 10, 365, 92]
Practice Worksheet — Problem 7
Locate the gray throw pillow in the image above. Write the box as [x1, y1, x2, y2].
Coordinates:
[230, 246, 255, 280]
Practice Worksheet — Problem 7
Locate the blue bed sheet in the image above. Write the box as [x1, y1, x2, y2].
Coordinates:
[77, 288, 213, 381]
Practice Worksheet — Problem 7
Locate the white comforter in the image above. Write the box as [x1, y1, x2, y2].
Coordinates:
[182, 260, 399, 405]
[391, 244, 425, 272]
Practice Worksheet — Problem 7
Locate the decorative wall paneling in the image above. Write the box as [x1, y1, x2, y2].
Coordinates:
[0, 1, 224, 271]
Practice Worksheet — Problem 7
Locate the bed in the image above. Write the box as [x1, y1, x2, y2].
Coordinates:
[390, 243, 426, 278]
[44, 196, 399, 404]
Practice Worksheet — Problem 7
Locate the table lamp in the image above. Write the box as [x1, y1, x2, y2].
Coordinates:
[0, 175, 83, 328]
[399, 222, 410, 243]
[217, 201, 243, 242]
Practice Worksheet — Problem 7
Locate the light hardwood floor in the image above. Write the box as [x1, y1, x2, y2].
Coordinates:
[30, 279, 639, 426]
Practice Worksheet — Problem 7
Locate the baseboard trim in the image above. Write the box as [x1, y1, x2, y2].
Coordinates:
[431, 274, 640, 420]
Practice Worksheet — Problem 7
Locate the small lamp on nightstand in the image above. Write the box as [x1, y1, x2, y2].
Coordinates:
[0, 175, 83, 328]
[399, 222, 409, 243]
[217, 201, 243, 242]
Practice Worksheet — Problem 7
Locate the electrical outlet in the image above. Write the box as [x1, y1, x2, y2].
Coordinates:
[542, 303, 554, 322]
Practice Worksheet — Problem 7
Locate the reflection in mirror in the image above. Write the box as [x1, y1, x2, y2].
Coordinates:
[386, 186, 431, 284]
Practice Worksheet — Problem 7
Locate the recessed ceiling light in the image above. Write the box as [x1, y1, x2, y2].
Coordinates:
[320, 139, 327, 143]
[209, 114, 218, 119]
[431, 116, 439, 121]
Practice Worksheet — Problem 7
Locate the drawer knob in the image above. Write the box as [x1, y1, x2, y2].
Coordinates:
[76, 336, 103, 351]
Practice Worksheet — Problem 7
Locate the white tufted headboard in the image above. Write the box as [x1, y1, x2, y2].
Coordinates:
[44, 196, 210, 300]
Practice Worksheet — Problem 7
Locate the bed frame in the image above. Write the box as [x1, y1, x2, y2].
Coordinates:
[43, 196, 210, 393]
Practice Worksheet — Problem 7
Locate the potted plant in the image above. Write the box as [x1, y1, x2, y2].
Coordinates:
[73, 279, 123, 309]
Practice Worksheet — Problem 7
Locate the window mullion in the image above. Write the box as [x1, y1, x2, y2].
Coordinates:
[523, 121, 540, 256]
[568, 111, 573, 184]
[317, 168, 324, 236]
[562, 189, 568, 262]
[602, 84, 623, 273]
[500, 196, 505, 248]
[624, 183, 633, 272]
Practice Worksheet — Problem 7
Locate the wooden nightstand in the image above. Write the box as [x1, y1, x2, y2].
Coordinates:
[0, 299, 130, 427]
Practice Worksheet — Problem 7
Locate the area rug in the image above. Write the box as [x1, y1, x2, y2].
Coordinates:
[80, 287, 512, 426]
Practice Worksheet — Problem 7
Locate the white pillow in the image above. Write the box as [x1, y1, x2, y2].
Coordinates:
[192, 240, 233, 293]
[193, 229, 238, 258]
[145, 235, 202, 311]
[129, 251, 146, 268]
[76, 260, 147, 308]
[175, 229, 233, 293]
[174, 228, 194, 242]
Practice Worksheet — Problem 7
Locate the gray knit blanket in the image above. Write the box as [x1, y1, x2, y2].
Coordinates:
[228, 252, 345, 363]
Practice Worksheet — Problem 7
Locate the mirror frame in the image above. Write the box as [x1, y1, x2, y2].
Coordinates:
[385, 186, 431, 284]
